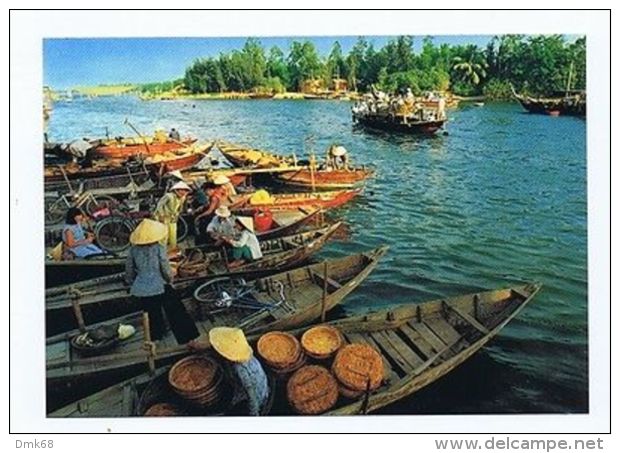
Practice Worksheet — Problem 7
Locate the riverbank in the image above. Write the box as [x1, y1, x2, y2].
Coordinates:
[138, 91, 360, 101]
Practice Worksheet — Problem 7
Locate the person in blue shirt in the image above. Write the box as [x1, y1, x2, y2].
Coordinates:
[62, 207, 105, 258]
[208, 327, 270, 416]
[125, 219, 198, 342]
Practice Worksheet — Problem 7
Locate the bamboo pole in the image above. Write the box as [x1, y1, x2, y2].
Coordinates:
[310, 154, 317, 193]
[321, 260, 328, 322]
[124, 118, 152, 155]
[70, 298, 87, 333]
[142, 312, 156, 373]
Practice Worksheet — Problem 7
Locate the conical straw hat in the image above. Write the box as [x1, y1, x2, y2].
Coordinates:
[209, 327, 252, 363]
[212, 174, 230, 185]
[236, 216, 254, 233]
[167, 170, 184, 180]
[331, 145, 347, 157]
[215, 206, 231, 218]
[170, 181, 192, 192]
[129, 219, 168, 245]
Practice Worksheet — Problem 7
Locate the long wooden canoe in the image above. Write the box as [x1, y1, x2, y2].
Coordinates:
[274, 167, 374, 190]
[45, 223, 342, 335]
[231, 189, 362, 211]
[46, 246, 388, 410]
[219, 141, 373, 190]
[49, 282, 539, 417]
[44, 143, 211, 183]
[45, 207, 325, 286]
[93, 139, 198, 159]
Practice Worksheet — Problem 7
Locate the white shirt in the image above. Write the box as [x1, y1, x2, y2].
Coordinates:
[229, 230, 263, 259]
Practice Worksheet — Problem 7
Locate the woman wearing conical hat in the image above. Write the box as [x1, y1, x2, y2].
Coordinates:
[152, 181, 192, 250]
[209, 327, 270, 416]
[125, 219, 198, 342]
[222, 216, 263, 268]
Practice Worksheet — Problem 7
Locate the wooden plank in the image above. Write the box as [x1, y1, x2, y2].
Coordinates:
[425, 317, 462, 346]
[368, 331, 414, 374]
[444, 301, 490, 334]
[407, 320, 447, 352]
[381, 330, 426, 369]
[411, 336, 462, 376]
[121, 383, 134, 416]
[398, 324, 436, 358]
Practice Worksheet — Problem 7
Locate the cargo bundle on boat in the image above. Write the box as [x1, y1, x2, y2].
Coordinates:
[46, 247, 388, 409]
[49, 282, 540, 417]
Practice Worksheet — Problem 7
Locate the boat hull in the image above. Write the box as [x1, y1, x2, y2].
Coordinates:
[353, 114, 446, 134]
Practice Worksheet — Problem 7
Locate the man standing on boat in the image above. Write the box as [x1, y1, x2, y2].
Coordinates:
[152, 181, 192, 250]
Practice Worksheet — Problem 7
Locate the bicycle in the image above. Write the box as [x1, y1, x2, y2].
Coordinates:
[94, 208, 189, 253]
[44, 165, 121, 225]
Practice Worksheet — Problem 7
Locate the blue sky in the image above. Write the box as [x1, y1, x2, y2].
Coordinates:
[44, 35, 497, 89]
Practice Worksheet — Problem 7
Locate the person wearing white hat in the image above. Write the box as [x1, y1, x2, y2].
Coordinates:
[192, 180, 228, 244]
[212, 173, 237, 197]
[208, 327, 269, 416]
[222, 216, 263, 268]
[206, 205, 237, 243]
[152, 181, 192, 250]
[326, 144, 350, 171]
[125, 219, 199, 342]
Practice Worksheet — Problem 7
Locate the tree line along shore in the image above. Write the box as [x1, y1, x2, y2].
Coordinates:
[50, 35, 585, 102]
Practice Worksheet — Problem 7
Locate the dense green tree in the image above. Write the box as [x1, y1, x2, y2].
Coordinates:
[176, 34, 586, 99]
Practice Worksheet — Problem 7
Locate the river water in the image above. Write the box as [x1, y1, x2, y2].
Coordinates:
[47, 97, 588, 414]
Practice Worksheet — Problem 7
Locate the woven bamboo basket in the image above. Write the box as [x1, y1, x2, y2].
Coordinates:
[144, 402, 186, 416]
[331, 343, 384, 392]
[168, 355, 224, 407]
[338, 383, 365, 400]
[286, 365, 339, 415]
[257, 331, 302, 369]
[301, 325, 343, 360]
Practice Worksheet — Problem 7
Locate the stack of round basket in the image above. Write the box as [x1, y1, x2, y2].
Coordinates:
[257, 331, 306, 376]
[286, 365, 339, 415]
[301, 325, 343, 360]
[331, 343, 385, 399]
[168, 355, 224, 408]
[144, 402, 186, 417]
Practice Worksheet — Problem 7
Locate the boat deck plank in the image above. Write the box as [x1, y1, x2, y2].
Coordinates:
[397, 324, 436, 359]
[425, 317, 462, 346]
[406, 320, 448, 352]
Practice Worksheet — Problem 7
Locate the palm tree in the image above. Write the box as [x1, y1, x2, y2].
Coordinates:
[451, 45, 488, 86]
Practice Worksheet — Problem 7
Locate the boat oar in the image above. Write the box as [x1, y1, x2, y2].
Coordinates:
[123, 118, 152, 155]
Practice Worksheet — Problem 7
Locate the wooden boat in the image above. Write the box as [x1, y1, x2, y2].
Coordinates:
[46, 247, 388, 409]
[218, 141, 373, 190]
[511, 85, 586, 117]
[45, 207, 325, 286]
[231, 189, 362, 211]
[274, 168, 374, 190]
[249, 93, 275, 100]
[93, 139, 198, 159]
[217, 141, 295, 169]
[49, 282, 540, 417]
[352, 111, 446, 134]
[45, 223, 342, 335]
[44, 143, 211, 183]
[44, 168, 154, 195]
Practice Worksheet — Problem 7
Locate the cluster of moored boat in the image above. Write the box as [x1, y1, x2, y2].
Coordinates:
[44, 131, 541, 417]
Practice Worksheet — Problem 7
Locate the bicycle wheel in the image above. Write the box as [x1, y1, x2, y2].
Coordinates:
[94, 216, 134, 253]
[45, 195, 67, 225]
[85, 194, 118, 217]
[177, 216, 189, 243]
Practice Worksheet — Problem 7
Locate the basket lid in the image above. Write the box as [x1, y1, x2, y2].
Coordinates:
[331, 343, 384, 392]
[257, 331, 301, 367]
[286, 365, 339, 415]
[301, 325, 342, 357]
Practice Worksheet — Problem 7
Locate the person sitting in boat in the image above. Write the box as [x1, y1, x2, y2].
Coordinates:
[208, 327, 270, 416]
[192, 181, 227, 244]
[212, 174, 237, 197]
[168, 128, 181, 142]
[125, 219, 199, 343]
[206, 206, 238, 244]
[152, 181, 192, 250]
[62, 207, 105, 259]
[222, 216, 263, 268]
[325, 145, 349, 171]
